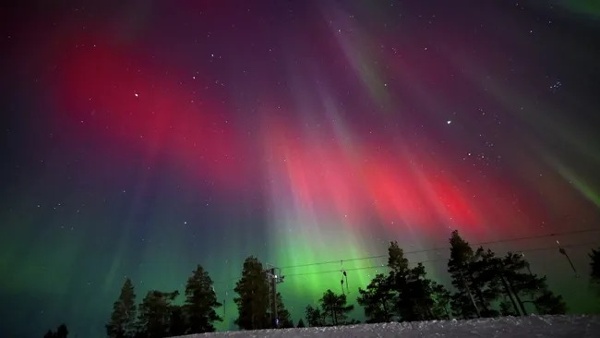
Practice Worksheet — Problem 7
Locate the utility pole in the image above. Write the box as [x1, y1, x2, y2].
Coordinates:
[266, 264, 285, 328]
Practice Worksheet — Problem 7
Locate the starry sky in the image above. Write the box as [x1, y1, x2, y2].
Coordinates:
[1, 1, 600, 337]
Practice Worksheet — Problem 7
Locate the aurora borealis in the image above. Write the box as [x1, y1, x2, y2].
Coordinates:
[1, 1, 600, 337]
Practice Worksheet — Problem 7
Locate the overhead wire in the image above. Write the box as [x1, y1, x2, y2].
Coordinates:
[211, 229, 600, 292]
[278, 228, 600, 271]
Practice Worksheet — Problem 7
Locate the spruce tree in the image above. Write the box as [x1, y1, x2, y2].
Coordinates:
[184, 264, 222, 333]
[297, 318, 306, 328]
[319, 289, 354, 326]
[137, 290, 179, 338]
[106, 278, 137, 338]
[234, 256, 270, 330]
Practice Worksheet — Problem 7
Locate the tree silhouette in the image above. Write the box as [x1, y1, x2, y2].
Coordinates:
[43, 324, 68, 338]
[274, 292, 294, 328]
[106, 278, 137, 338]
[169, 305, 187, 336]
[470, 247, 502, 316]
[305, 305, 324, 327]
[509, 253, 566, 314]
[357, 273, 394, 323]
[234, 256, 270, 330]
[533, 288, 567, 314]
[137, 290, 179, 338]
[184, 264, 222, 333]
[447, 231, 499, 318]
[590, 247, 600, 295]
[446, 232, 566, 318]
[430, 281, 451, 319]
[400, 262, 437, 321]
[55, 324, 68, 338]
[319, 289, 354, 326]
[296, 318, 306, 328]
[388, 241, 409, 273]
[357, 241, 450, 322]
[387, 241, 449, 321]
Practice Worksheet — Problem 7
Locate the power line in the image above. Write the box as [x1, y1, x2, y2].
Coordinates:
[211, 240, 600, 310]
[279, 228, 600, 271]
[284, 265, 386, 278]
[477, 228, 600, 246]
[280, 254, 387, 270]
[277, 241, 600, 280]
[211, 230, 600, 292]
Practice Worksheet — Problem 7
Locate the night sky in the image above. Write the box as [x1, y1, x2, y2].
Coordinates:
[2, 1, 600, 337]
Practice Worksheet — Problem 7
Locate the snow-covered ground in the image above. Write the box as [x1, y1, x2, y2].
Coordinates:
[171, 315, 600, 337]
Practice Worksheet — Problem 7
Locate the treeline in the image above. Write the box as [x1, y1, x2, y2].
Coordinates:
[353, 230, 566, 324]
[104, 257, 294, 338]
[93, 230, 600, 338]
[105, 265, 222, 338]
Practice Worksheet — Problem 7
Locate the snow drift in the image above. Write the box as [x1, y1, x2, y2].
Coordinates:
[170, 315, 600, 337]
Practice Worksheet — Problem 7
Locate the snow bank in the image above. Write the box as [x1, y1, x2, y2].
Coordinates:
[170, 315, 600, 337]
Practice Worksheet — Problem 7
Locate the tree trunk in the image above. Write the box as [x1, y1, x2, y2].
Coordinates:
[499, 274, 521, 316]
[506, 278, 527, 315]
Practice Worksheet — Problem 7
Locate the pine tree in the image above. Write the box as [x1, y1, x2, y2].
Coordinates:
[357, 241, 449, 323]
[357, 273, 394, 323]
[447, 231, 498, 318]
[533, 289, 567, 314]
[137, 290, 179, 338]
[296, 318, 306, 328]
[305, 305, 324, 327]
[470, 248, 501, 317]
[234, 256, 270, 330]
[388, 241, 409, 273]
[319, 289, 354, 326]
[431, 281, 451, 319]
[402, 263, 437, 321]
[500, 252, 566, 315]
[106, 278, 137, 338]
[184, 264, 222, 333]
[387, 241, 446, 321]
